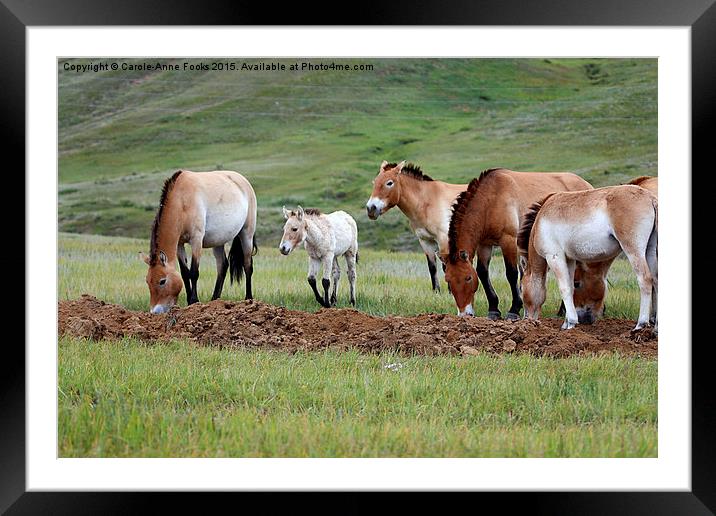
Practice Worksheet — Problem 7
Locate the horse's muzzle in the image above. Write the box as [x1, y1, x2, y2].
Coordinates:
[458, 304, 475, 317]
[366, 206, 380, 220]
[279, 243, 292, 255]
[150, 303, 171, 315]
[577, 309, 595, 325]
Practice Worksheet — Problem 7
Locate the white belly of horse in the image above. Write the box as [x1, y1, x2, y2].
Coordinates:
[202, 197, 249, 248]
[538, 214, 622, 262]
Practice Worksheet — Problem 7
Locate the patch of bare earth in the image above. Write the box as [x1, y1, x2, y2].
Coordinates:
[59, 295, 657, 358]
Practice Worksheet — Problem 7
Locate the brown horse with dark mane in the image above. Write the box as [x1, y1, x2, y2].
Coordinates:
[366, 161, 467, 292]
[140, 170, 257, 314]
[442, 168, 592, 319]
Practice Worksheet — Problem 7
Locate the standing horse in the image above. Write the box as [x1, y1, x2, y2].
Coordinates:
[570, 176, 657, 322]
[279, 206, 358, 308]
[442, 168, 593, 319]
[140, 170, 257, 314]
[518, 185, 657, 331]
[365, 161, 467, 292]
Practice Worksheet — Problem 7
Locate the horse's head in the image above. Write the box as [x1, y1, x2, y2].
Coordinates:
[140, 250, 183, 314]
[443, 249, 479, 316]
[366, 160, 405, 220]
[279, 205, 308, 255]
[572, 262, 607, 324]
[520, 255, 546, 320]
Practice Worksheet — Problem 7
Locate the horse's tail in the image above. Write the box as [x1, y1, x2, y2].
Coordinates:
[228, 234, 244, 285]
[648, 195, 658, 260]
[517, 193, 555, 257]
[228, 233, 258, 285]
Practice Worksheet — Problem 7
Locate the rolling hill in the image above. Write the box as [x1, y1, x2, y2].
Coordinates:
[58, 58, 657, 251]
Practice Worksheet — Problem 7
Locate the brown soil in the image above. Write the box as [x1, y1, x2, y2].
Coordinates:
[58, 295, 657, 358]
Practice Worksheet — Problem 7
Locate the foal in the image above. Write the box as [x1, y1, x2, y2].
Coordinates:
[279, 206, 358, 308]
[518, 185, 658, 332]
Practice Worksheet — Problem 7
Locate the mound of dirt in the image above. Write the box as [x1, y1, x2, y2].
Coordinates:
[58, 295, 657, 358]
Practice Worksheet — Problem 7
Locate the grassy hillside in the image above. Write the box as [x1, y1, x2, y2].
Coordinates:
[59, 58, 657, 251]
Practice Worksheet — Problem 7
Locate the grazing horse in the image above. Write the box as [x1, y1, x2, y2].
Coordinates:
[518, 185, 658, 331]
[570, 176, 657, 321]
[140, 170, 257, 314]
[279, 206, 358, 308]
[626, 175, 658, 194]
[365, 161, 467, 292]
[442, 168, 593, 319]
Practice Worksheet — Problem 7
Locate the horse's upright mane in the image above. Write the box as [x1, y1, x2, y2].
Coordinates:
[517, 193, 555, 256]
[149, 170, 183, 265]
[446, 168, 502, 262]
[387, 162, 433, 181]
[625, 175, 654, 186]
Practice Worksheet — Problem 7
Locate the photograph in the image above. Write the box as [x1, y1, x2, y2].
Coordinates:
[57, 57, 659, 458]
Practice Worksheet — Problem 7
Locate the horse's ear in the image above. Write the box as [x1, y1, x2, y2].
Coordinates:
[159, 251, 168, 266]
[138, 251, 150, 265]
[396, 160, 406, 173]
[282, 205, 291, 220]
[380, 160, 389, 172]
[296, 205, 304, 220]
[459, 249, 469, 262]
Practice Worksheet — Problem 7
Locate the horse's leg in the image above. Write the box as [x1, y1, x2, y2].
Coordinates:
[346, 251, 357, 306]
[307, 257, 327, 308]
[321, 253, 334, 308]
[177, 244, 193, 304]
[622, 248, 654, 331]
[211, 246, 228, 301]
[418, 238, 440, 293]
[475, 245, 500, 319]
[188, 239, 202, 304]
[646, 230, 658, 331]
[500, 236, 522, 320]
[547, 254, 578, 329]
[330, 257, 340, 306]
[238, 228, 255, 300]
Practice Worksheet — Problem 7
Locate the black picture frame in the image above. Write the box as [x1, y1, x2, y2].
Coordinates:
[4, 0, 710, 513]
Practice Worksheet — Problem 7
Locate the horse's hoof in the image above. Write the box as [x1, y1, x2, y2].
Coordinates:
[561, 320, 577, 330]
[505, 312, 520, 321]
[487, 311, 501, 320]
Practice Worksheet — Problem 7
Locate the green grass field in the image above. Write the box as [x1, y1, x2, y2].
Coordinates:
[59, 338, 656, 458]
[58, 233, 657, 457]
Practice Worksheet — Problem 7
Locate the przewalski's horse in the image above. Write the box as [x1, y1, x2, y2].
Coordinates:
[140, 170, 257, 314]
[518, 185, 658, 332]
[365, 161, 467, 292]
[442, 168, 593, 319]
[279, 206, 358, 308]
[570, 176, 657, 322]
[625, 175, 658, 194]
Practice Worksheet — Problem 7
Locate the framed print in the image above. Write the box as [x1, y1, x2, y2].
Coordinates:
[4, 0, 713, 512]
